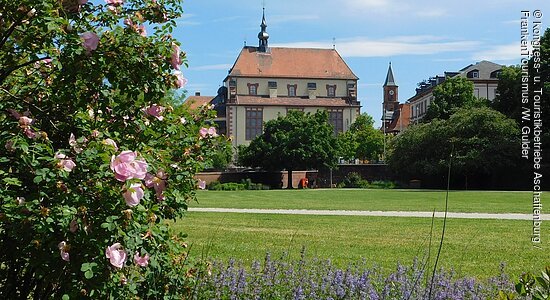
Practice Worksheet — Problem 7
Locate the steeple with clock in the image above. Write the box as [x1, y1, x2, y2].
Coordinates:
[383, 62, 398, 112]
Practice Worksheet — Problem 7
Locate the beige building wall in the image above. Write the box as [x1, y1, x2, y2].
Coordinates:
[233, 77, 353, 98]
[229, 105, 358, 147]
[473, 83, 498, 100]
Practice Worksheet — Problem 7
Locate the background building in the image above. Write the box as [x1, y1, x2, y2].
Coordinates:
[408, 60, 502, 123]
[381, 63, 410, 135]
[222, 10, 361, 147]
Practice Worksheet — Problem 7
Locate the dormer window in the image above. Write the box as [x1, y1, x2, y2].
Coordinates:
[327, 85, 336, 97]
[268, 81, 277, 89]
[248, 83, 259, 95]
[287, 84, 297, 97]
[467, 70, 479, 79]
[308, 83, 317, 90]
[490, 70, 501, 78]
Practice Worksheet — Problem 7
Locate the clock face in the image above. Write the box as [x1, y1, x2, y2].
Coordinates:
[389, 90, 395, 95]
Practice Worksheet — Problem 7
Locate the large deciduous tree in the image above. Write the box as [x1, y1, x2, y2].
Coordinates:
[238, 110, 338, 188]
[0, 0, 226, 298]
[338, 113, 384, 162]
[423, 76, 486, 122]
[388, 107, 519, 188]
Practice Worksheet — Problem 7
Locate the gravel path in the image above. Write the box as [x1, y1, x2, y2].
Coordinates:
[188, 207, 549, 220]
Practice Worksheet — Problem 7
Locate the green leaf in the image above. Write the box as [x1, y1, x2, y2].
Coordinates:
[85, 270, 93, 279]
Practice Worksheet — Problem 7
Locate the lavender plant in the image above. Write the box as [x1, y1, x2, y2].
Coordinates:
[192, 250, 517, 300]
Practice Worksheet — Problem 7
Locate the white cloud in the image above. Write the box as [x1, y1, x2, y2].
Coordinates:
[416, 8, 448, 18]
[344, 0, 390, 9]
[273, 36, 480, 58]
[189, 64, 233, 71]
[269, 14, 320, 24]
[176, 14, 200, 26]
[472, 42, 532, 62]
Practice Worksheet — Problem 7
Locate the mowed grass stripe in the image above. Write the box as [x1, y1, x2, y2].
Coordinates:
[193, 189, 534, 213]
[174, 212, 547, 279]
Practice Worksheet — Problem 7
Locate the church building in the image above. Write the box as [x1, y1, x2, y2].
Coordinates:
[381, 63, 410, 134]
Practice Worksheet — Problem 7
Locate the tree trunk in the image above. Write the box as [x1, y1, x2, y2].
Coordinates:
[287, 169, 293, 189]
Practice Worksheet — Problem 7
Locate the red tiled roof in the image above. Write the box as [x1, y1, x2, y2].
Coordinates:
[227, 47, 358, 80]
[183, 96, 214, 110]
[387, 103, 411, 132]
[229, 95, 359, 108]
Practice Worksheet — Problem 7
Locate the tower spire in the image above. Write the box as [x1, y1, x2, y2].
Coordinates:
[258, 8, 269, 52]
[384, 62, 396, 87]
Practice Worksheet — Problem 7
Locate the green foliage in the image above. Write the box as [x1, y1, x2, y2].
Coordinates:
[388, 107, 519, 179]
[338, 113, 383, 162]
[0, 0, 222, 298]
[238, 110, 338, 188]
[207, 179, 269, 191]
[493, 65, 523, 122]
[512, 266, 550, 300]
[423, 76, 486, 122]
[339, 172, 395, 189]
[208, 139, 233, 170]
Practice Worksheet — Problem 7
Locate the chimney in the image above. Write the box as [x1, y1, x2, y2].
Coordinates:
[195, 91, 201, 96]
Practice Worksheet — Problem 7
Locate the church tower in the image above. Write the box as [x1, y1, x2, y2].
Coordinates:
[258, 8, 269, 52]
[383, 62, 398, 111]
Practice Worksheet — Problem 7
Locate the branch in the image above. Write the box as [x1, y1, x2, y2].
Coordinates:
[0, 7, 35, 50]
[0, 57, 50, 84]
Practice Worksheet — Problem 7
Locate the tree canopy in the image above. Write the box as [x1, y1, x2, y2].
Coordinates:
[238, 110, 338, 188]
[423, 76, 486, 122]
[338, 113, 384, 162]
[388, 107, 519, 187]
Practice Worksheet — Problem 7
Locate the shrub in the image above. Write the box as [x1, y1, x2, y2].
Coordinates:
[369, 180, 397, 189]
[341, 172, 369, 188]
[0, 1, 227, 298]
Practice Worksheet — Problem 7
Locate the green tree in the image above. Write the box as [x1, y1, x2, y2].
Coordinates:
[388, 107, 519, 187]
[423, 76, 486, 122]
[338, 113, 384, 162]
[492, 65, 523, 122]
[0, 0, 221, 298]
[238, 110, 338, 188]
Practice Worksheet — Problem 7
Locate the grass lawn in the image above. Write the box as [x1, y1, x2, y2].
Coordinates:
[192, 189, 534, 214]
[173, 211, 547, 279]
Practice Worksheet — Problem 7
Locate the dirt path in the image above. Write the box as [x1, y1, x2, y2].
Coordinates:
[188, 208, 549, 220]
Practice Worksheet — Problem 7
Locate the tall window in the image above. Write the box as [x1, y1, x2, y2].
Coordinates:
[245, 107, 263, 140]
[248, 83, 259, 95]
[328, 109, 343, 135]
[287, 84, 297, 97]
[326, 85, 336, 97]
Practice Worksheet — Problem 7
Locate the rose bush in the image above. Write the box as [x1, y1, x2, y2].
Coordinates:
[0, 0, 227, 298]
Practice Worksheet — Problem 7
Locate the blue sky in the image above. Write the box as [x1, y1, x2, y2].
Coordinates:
[174, 0, 549, 127]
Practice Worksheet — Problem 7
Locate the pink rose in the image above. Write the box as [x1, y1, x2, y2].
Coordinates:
[58, 241, 70, 262]
[171, 43, 181, 70]
[199, 127, 208, 138]
[173, 71, 187, 89]
[55, 153, 76, 172]
[199, 127, 218, 138]
[81, 32, 99, 54]
[23, 128, 37, 139]
[105, 0, 123, 5]
[105, 243, 127, 268]
[144, 104, 165, 121]
[134, 252, 150, 267]
[145, 171, 166, 200]
[110, 150, 148, 181]
[69, 133, 77, 146]
[123, 183, 144, 207]
[208, 127, 218, 137]
[102, 138, 118, 151]
[19, 116, 33, 128]
[198, 179, 206, 190]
